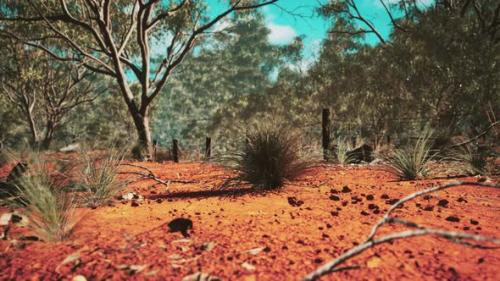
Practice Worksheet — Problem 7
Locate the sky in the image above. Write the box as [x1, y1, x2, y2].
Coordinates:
[205, 0, 429, 67]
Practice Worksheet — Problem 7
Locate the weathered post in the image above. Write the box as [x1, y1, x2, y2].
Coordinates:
[205, 137, 211, 160]
[172, 139, 179, 163]
[322, 108, 331, 161]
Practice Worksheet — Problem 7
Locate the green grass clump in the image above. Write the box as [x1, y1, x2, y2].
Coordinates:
[228, 124, 310, 189]
[334, 138, 356, 165]
[385, 128, 435, 180]
[449, 145, 487, 175]
[79, 150, 125, 208]
[14, 157, 79, 241]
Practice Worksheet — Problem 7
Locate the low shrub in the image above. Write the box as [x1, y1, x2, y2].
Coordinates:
[78, 149, 125, 208]
[385, 128, 435, 180]
[228, 124, 311, 189]
[449, 144, 487, 175]
[14, 156, 79, 241]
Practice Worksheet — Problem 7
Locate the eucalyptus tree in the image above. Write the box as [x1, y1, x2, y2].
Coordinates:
[0, 41, 98, 149]
[152, 11, 302, 149]
[0, 0, 279, 159]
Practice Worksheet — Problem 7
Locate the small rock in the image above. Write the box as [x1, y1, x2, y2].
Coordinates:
[437, 199, 449, 208]
[381, 194, 389, 199]
[366, 194, 374, 201]
[287, 197, 304, 207]
[72, 275, 87, 281]
[168, 218, 193, 238]
[470, 219, 479, 225]
[247, 247, 265, 255]
[341, 186, 352, 193]
[446, 216, 460, 222]
[360, 211, 369, 216]
[241, 262, 256, 271]
[131, 201, 139, 207]
[329, 195, 340, 201]
[423, 205, 434, 211]
[457, 197, 467, 203]
[368, 204, 379, 210]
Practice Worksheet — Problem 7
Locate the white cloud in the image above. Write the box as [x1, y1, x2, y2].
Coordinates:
[267, 23, 297, 45]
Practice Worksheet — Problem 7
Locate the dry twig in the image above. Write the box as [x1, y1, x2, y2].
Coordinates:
[119, 163, 197, 189]
[304, 181, 500, 281]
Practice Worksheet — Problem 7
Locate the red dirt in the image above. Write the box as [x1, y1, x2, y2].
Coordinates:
[1, 162, 499, 280]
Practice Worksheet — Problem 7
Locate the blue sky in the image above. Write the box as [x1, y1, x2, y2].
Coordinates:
[206, 0, 419, 66]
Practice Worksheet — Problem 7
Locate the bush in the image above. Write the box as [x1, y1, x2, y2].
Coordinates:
[78, 149, 125, 208]
[333, 138, 356, 165]
[228, 124, 310, 189]
[14, 156, 79, 241]
[449, 144, 487, 175]
[385, 128, 435, 180]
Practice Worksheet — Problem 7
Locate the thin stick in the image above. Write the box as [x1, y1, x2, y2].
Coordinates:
[303, 181, 500, 281]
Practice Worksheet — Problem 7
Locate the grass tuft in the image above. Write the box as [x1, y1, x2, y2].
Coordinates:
[385, 128, 435, 180]
[449, 145, 487, 176]
[14, 155, 79, 241]
[78, 149, 125, 208]
[227, 124, 311, 189]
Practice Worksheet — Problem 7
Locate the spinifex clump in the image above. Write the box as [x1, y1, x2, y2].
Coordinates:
[230, 124, 310, 189]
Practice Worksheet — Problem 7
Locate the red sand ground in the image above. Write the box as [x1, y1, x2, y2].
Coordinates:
[0, 161, 499, 280]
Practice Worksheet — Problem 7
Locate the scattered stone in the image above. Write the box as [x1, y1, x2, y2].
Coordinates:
[360, 211, 369, 216]
[72, 275, 87, 281]
[445, 216, 460, 222]
[437, 199, 449, 208]
[201, 242, 215, 252]
[287, 197, 304, 207]
[423, 205, 434, 212]
[381, 194, 389, 199]
[313, 257, 324, 264]
[246, 247, 265, 255]
[329, 195, 340, 201]
[341, 186, 351, 193]
[368, 204, 379, 210]
[457, 197, 467, 203]
[385, 199, 399, 205]
[341, 201, 348, 207]
[241, 262, 256, 271]
[366, 194, 374, 201]
[470, 219, 479, 225]
[182, 272, 220, 281]
[330, 211, 339, 217]
[168, 218, 193, 238]
[131, 201, 140, 207]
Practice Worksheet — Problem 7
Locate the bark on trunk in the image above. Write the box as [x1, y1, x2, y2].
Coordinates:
[41, 120, 55, 150]
[131, 109, 153, 160]
[25, 108, 39, 147]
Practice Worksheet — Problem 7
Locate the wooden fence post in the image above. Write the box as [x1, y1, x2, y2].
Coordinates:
[172, 139, 179, 163]
[205, 137, 211, 160]
[322, 108, 331, 161]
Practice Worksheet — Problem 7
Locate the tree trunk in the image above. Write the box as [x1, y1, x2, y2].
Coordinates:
[130, 109, 153, 160]
[25, 107, 39, 148]
[41, 120, 55, 150]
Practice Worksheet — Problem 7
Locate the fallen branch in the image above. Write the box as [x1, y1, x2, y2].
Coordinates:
[449, 121, 500, 148]
[303, 180, 500, 281]
[119, 163, 197, 188]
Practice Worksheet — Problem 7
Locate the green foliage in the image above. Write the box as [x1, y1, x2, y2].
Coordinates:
[333, 138, 356, 165]
[78, 149, 125, 208]
[13, 155, 79, 241]
[228, 124, 310, 189]
[385, 128, 435, 180]
[449, 145, 487, 176]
